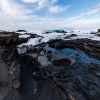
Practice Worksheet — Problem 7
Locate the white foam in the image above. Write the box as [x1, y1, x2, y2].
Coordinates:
[16, 32, 26, 34]
[18, 30, 100, 47]
[19, 35, 30, 38]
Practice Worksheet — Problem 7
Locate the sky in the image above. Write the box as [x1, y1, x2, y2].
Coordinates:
[0, 0, 100, 31]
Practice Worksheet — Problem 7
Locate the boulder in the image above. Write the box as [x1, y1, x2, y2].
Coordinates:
[70, 34, 77, 37]
[97, 29, 100, 33]
[16, 30, 27, 32]
[0, 32, 18, 45]
[53, 58, 75, 67]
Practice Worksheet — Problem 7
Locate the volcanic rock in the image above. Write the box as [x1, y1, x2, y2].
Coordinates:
[97, 29, 100, 33]
[48, 39, 100, 59]
[16, 30, 27, 32]
[70, 34, 77, 37]
[0, 31, 28, 45]
[53, 58, 75, 67]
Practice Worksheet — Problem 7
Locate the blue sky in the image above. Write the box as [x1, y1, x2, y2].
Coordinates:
[0, 0, 100, 31]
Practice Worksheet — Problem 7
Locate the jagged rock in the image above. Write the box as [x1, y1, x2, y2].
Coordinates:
[97, 29, 100, 33]
[70, 34, 77, 37]
[16, 30, 27, 32]
[27, 47, 38, 53]
[0, 31, 28, 45]
[96, 34, 100, 37]
[64, 34, 77, 39]
[0, 44, 21, 99]
[0, 32, 18, 45]
[53, 58, 75, 67]
[17, 38, 28, 44]
[48, 39, 100, 59]
[29, 34, 38, 38]
[1, 30, 100, 100]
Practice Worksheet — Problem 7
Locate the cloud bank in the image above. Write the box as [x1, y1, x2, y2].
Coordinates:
[0, 0, 100, 31]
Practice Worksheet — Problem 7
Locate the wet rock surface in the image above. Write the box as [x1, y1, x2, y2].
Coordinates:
[96, 34, 100, 37]
[52, 58, 75, 67]
[0, 31, 28, 45]
[64, 34, 77, 39]
[48, 39, 100, 59]
[0, 32, 29, 100]
[0, 32, 100, 100]
[29, 33, 41, 38]
[97, 29, 100, 33]
[18, 39, 100, 100]
[0, 46, 21, 100]
[16, 30, 27, 32]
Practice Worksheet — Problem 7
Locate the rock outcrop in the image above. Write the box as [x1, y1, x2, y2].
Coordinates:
[0, 31, 29, 100]
[0, 31, 28, 45]
[48, 39, 100, 59]
[97, 29, 100, 33]
[0, 31, 100, 100]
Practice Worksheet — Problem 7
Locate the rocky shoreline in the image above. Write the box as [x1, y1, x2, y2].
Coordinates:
[0, 31, 100, 100]
[48, 38, 100, 60]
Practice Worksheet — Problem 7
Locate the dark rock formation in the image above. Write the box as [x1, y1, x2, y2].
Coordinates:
[1, 31, 100, 100]
[64, 34, 77, 39]
[19, 42, 100, 100]
[29, 33, 41, 38]
[44, 30, 67, 33]
[97, 29, 100, 33]
[96, 34, 100, 37]
[70, 34, 77, 37]
[0, 31, 29, 100]
[53, 58, 75, 67]
[0, 32, 28, 45]
[0, 45, 21, 100]
[48, 39, 100, 59]
[30, 34, 37, 38]
[17, 38, 28, 44]
[16, 30, 27, 32]
[0, 32, 18, 44]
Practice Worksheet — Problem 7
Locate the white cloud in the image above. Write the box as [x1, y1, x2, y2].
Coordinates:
[90, 3, 100, 11]
[82, 3, 100, 16]
[0, 0, 100, 31]
[0, 0, 20, 15]
[22, 0, 57, 10]
[51, 0, 57, 3]
[21, 0, 40, 3]
[68, 3, 100, 21]
[68, 18, 100, 30]
[48, 5, 69, 14]
[61, 3, 100, 30]
[0, 18, 62, 31]
[37, 0, 49, 9]
[22, 0, 57, 4]
[63, 17, 100, 30]
[0, 0, 36, 21]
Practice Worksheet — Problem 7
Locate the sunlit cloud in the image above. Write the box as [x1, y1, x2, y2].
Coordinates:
[0, 0, 100, 31]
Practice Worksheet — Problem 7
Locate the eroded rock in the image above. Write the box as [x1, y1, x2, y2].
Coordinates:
[52, 58, 75, 67]
[48, 39, 100, 59]
[97, 29, 100, 33]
